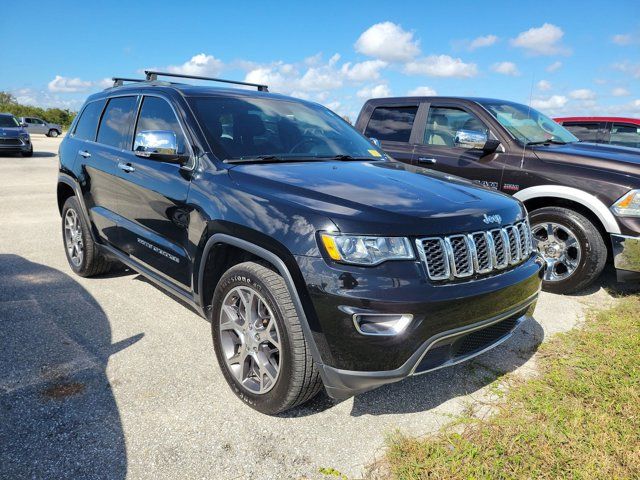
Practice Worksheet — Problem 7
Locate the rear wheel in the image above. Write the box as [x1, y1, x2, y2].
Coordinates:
[62, 196, 112, 277]
[48, 129, 59, 138]
[529, 206, 607, 294]
[211, 261, 323, 414]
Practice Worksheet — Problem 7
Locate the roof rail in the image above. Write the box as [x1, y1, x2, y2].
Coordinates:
[144, 70, 269, 92]
[112, 77, 146, 87]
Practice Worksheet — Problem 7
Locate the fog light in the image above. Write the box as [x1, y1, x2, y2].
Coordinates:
[352, 313, 413, 336]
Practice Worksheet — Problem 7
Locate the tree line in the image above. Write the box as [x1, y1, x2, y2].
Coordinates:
[0, 92, 76, 129]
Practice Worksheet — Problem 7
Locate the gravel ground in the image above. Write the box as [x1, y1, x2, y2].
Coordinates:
[0, 135, 630, 479]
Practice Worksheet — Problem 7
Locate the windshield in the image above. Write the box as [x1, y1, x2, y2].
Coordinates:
[188, 96, 385, 161]
[0, 116, 20, 128]
[479, 100, 578, 145]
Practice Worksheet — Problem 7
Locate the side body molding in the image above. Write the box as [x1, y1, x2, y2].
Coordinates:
[197, 234, 328, 375]
[514, 185, 621, 234]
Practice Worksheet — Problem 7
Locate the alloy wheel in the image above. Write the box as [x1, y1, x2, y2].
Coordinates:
[64, 208, 84, 267]
[531, 222, 582, 282]
[219, 286, 282, 394]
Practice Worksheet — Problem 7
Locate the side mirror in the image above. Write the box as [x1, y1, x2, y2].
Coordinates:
[20, 123, 28, 128]
[369, 137, 381, 147]
[133, 130, 188, 164]
[455, 129, 488, 149]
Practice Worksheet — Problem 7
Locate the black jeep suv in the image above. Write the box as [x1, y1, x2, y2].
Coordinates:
[57, 72, 543, 414]
[357, 97, 640, 294]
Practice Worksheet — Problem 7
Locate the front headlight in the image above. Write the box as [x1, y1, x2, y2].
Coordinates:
[320, 233, 415, 265]
[611, 190, 640, 217]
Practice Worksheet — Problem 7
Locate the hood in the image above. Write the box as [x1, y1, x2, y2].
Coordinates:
[227, 160, 524, 236]
[0, 126, 26, 138]
[532, 142, 640, 175]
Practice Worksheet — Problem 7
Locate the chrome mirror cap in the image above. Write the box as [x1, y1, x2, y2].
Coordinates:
[134, 130, 178, 156]
[455, 129, 488, 149]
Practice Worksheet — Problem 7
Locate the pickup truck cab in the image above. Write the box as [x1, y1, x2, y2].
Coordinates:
[356, 97, 640, 293]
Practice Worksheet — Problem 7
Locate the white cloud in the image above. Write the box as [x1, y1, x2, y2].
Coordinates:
[12, 87, 84, 110]
[491, 61, 520, 76]
[357, 84, 391, 99]
[408, 86, 437, 96]
[511, 23, 568, 55]
[48, 75, 93, 93]
[166, 53, 224, 76]
[613, 61, 640, 79]
[546, 61, 563, 72]
[531, 95, 568, 110]
[469, 34, 498, 50]
[404, 55, 478, 78]
[612, 87, 630, 97]
[355, 22, 420, 62]
[569, 88, 596, 100]
[612, 34, 632, 45]
[537, 80, 552, 91]
[341, 60, 387, 81]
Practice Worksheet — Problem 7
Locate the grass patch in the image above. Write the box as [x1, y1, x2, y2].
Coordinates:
[381, 296, 640, 480]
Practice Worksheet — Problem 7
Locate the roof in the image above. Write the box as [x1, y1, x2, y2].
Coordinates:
[554, 116, 640, 124]
[362, 96, 526, 106]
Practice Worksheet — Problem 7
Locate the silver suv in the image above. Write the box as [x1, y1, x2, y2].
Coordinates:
[20, 116, 62, 137]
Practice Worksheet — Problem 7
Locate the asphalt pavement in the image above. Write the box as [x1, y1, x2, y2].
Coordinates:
[0, 135, 628, 479]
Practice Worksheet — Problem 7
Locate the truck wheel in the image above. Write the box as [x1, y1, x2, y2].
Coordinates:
[529, 207, 607, 294]
[48, 129, 59, 138]
[211, 261, 323, 414]
[61, 196, 112, 277]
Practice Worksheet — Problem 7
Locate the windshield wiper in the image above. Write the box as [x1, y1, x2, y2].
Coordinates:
[525, 139, 568, 146]
[224, 155, 332, 164]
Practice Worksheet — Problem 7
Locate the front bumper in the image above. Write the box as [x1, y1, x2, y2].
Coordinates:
[0, 138, 31, 153]
[295, 253, 544, 398]
[611, 234, 640, 279]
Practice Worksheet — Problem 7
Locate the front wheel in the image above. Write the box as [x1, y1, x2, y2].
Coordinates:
[211, 262, 323, 414]
[21, 146, 33, 157]
[529, 206, 607, 294]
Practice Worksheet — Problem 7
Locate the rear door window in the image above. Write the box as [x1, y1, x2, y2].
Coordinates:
[562, 122, 603, 143]
[97, 96, 138, 149]
[610, 123, 640, 148]
[364, 106, 418, 143]
[73, 100, 106, 141]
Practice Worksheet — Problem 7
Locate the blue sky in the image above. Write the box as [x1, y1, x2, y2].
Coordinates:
[1, 0, 639, 119]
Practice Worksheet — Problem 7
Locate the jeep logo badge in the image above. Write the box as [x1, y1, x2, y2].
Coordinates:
[482, 213, 502, 225]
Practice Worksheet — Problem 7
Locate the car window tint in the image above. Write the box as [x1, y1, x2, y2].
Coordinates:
[97, 96, 137, 149]
[135, 96, 186, 154]
[562, 123, 601, 142]
[610, 123, 640, 148]
[423, 107, 488, 147]
[364, 106, 418, 142]
[74, 100, 106, 141]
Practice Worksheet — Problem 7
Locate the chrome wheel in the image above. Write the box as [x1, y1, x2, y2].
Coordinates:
[531, 222, 582, 282]
[64, 209, 84, 267]
[219, 286, 282, 395]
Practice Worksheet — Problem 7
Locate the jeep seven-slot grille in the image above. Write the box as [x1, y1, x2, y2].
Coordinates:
[416, 220, 532, 282]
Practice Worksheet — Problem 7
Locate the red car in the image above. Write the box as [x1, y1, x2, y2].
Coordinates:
[554, 116, 640, 149]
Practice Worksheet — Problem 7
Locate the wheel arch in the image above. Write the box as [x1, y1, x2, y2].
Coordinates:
[57, 178, 77, 215]
[514, 185, 620, 235]
[197, 234, 327, 372]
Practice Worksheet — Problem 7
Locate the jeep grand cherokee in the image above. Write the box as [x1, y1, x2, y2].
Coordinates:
[57, 72, 543, 414]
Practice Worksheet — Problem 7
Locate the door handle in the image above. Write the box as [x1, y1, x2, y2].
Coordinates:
[117, 161, 135, 173]
[418, 157, 437, 164]
[78, 150, 91, 158]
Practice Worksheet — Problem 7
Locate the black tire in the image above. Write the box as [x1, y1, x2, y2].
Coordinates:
[529, 206, 607, 294]
[48, 129, 59, 138]
[61, 196, 112, 277]
[211, 261, 323, 414]
[21, 146, 33, 157]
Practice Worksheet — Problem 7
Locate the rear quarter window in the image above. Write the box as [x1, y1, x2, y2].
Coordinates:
[73, 100, 106, 141]
[364, 106, 418, 143]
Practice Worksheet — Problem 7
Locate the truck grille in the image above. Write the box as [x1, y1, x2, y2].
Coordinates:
[416, 220, 532, 282]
